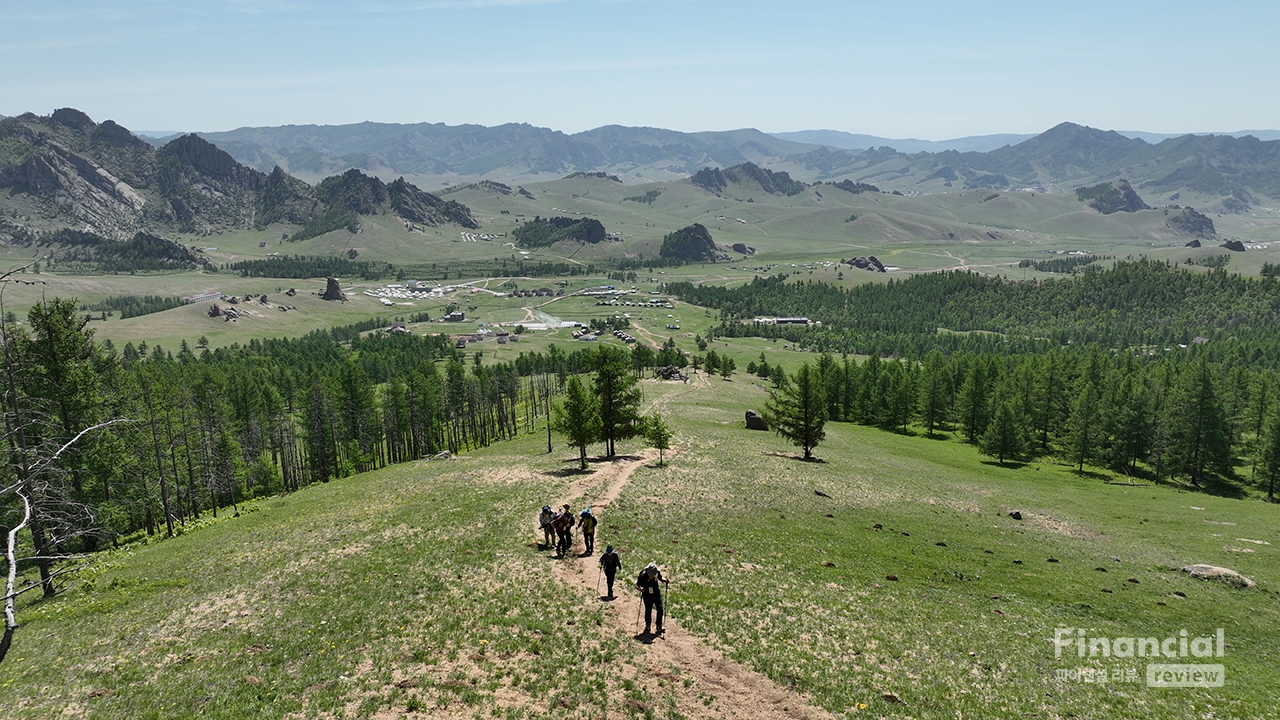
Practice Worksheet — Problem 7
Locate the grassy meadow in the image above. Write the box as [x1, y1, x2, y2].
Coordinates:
[4, 376, 1277, 719]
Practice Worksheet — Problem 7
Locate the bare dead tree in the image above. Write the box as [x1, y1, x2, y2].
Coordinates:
[1, 419, 130, 663]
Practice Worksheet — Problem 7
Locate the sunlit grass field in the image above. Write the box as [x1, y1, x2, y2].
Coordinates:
[4, 378, 1277, 719]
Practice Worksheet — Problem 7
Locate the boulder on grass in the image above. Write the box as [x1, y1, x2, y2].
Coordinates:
[745, 410, 769, 431]
[1182, 564, 1255, 589]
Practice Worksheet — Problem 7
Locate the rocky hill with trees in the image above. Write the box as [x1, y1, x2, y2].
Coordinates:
[1074, 179, 1150, 214]
[513, 216, 608, 248]
[659, 223, 724, 262]
[0, 108, 479, 247]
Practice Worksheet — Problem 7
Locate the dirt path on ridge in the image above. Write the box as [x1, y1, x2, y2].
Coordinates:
[542, 376, 832, 720]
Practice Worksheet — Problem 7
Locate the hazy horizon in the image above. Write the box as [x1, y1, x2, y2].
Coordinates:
[5, 1, 1278, 139]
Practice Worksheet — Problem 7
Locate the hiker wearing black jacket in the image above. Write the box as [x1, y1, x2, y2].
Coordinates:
[599, 546, 621, 598]
[635, 563, 669, 635]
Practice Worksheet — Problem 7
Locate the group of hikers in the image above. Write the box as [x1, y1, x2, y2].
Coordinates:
[538, 503, 597, 557]
[537, 503, 670, 636]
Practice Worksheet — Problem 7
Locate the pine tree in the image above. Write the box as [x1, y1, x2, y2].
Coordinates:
[592, 346, 642, 457]
[1260, 411, 1280, 502]
[1064, 381, 1102, 472]
[979, 400, 1026, 465]
[552, 376, 601, 470]
[1165, 356, 1232, 486]
[720, 356, 736, 380]
[958, 357, 992, 442]
[918, 350, 948, 436]
[764, 363, 827, 460]
[644, 412, 673, 467]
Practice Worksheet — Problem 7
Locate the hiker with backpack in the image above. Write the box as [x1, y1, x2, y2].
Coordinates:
[577, 507, 598, 555]
[552, 504, 574, 557]
[635, 562, 669, 635]
[538, 505, 555, 547]
[598, 545, 621, 598]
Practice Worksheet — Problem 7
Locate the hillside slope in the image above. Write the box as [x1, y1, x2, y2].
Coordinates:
[5, 378, 1277, 719]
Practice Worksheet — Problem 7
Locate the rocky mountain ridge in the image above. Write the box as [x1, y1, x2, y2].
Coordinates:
[0, 109, 477, 243]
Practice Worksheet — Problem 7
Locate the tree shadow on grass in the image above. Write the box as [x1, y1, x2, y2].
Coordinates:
[763, 451, 827, 463]
[1194, 475, 1248, 500]
[543, 466, 596, 479]
[979, 459, 1029, 470]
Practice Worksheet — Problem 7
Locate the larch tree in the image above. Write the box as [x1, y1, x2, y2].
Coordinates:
[764, 363, 827, 460]
[980, 399, 1027, 466]
[1064, 381, 1103, 472]
[644, 412, 673, 467]
[592, 346, 642, 458]
[1259, 410, 1280, 502]
[552, 376, 601, 470]
[1165, 356, 1232, 487]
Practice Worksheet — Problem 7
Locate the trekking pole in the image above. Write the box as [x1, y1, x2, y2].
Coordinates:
[595, 566, 602, 595]
[634, 591, 642, 634]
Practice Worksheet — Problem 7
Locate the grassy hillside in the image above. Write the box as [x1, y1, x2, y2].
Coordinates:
[5, 377, 1276, 719]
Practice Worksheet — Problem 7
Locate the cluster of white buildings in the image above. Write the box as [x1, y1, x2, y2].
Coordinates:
[363, 282, 453, 302]
[460, 231, 504, 242]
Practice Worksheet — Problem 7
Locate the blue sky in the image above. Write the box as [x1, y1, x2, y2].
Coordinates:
[3, 0, 1278, 138]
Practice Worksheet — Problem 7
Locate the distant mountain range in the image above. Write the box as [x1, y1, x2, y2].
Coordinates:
[769, 130, 1038, 154]
[5, 107, 1280, 247]
[186, 123, 814, 184]
[182, 119, 1280, 212]
[771, 128, 1280, 152]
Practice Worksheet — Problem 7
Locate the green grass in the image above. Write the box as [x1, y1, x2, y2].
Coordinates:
[4, 377, 1278, 719]
[612, 380, 1280, 718]
[2, 440, 652, 719]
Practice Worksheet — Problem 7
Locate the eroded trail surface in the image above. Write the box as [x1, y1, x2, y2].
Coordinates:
[546, 447, 831, 719]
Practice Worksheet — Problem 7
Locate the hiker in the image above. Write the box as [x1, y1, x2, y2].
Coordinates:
[538, 505, 555, 547]
[552, 504, 574, 557]
[599, 545, 621, 598]
[577, 507, 598, 555]
[635, 562, 669, 635]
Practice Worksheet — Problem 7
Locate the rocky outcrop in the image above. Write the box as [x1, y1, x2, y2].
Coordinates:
[321, 277, 347, 302]
[388, 177, 478, 228]
[844, 256, 886, 272]
[0, 108, 481, 243]
[256, 166, 319, 228]
[0, 138, 146, 239]
[156, 134, 268, 233]
[1168, 206, 1216, 239]
[690, 166, 727, 192]
[1075, 179, 1149, 214]
[659, 223, 726, 262]
[158, 134, 264, 190]
[1221, 240, 1246, 252]
[730, 242, 756, 255]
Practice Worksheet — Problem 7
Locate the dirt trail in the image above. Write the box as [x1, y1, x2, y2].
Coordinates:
[546, 432, 831, 719]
